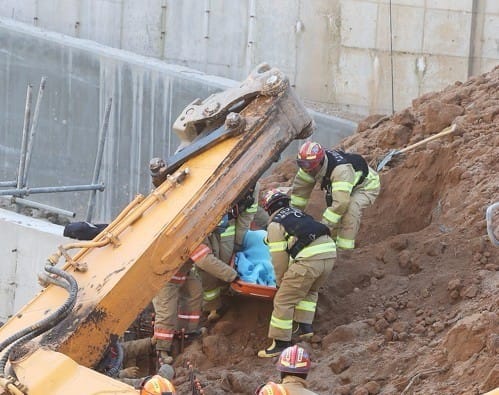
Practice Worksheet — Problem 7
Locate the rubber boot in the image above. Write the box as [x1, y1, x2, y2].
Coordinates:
[294, 322, 314, 339]
[257, 339, 292, 358]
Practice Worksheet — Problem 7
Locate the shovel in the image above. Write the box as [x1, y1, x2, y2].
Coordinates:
[376, 124, 456, 171]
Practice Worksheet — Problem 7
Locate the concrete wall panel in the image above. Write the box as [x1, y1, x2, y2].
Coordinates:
[121, 0, 163, 57]
[336, 49, 375, 109]
[426, 0, 473, 12]
[0, 209, 68, 322]
[294, 0, 339, 101]
[252, 1, 299, 81]
[37, 0, 80, 36]
[392, 53, 426, 109]
[78, 0, 123, 47]
[423, 9, 472, 57]
[482, 15, 499, 59]
[1, 1, 498, 117]
[419, 54, 469, 94]
[340, 0, 378, 49]
[382, 4, 425, 53]
[485, 2, 499, 14]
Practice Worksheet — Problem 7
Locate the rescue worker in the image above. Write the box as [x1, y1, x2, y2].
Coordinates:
[149, 158, 204, 366]
[140, 374, 176, 394]
[150, 157, 259, 323]
[195, 183, 259, 322]
[152, 251, 204, 365]
[97, 336, 174, 388]
[290, 141, 380, 251]
[257, 345, 317, 395]
[258, 189, 335, 358]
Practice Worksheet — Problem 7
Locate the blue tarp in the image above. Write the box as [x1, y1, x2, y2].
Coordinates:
[235, 230, 276, 286]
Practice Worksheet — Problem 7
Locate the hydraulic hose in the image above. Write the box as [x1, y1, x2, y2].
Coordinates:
[0, 265, 78, 377]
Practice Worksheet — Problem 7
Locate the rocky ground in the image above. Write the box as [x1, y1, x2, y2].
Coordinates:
[169, 66, 499, 394]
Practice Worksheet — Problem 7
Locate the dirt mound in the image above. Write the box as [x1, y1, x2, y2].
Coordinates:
[170, 66, 499, 394]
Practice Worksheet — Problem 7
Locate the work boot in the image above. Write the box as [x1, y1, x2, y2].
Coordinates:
[157, 350, 173, 365]
[293, 322, 314, 340]
[257, 339, 292, 358]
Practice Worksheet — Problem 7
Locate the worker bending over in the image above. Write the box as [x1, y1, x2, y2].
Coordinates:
[290, 141, 380, 251]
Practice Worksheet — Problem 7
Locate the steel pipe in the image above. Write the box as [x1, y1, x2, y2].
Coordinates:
[10, 197, 76, 218]
[85, 97, 112, 222]
[23, 77, 47, 186]
[16, 85, 32, 189]
[0, 184, 105, 197]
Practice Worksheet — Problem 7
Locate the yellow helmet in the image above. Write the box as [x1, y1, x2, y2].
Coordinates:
[140, 374, 176, 395]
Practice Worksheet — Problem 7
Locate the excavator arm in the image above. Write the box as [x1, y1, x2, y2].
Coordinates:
[0, 64, 313, 395]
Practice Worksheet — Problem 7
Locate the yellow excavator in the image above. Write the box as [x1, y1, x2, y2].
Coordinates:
[0, 64, 313, 394]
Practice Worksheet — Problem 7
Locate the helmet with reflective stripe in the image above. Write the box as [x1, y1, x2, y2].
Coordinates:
[257, 382, 288, 395]
[261, 189, 290, 214]
[277, 345, 311, 374]
[297, 141, 325, 172]
[140, 375, 176, 395]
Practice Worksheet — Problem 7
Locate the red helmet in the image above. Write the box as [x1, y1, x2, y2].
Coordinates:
[277, 345, 311, 374]
[140, 375, 176, 395]
[261, 189, 290, 213]
[257, 382, 288, 395]
[297, 141, 325, 172]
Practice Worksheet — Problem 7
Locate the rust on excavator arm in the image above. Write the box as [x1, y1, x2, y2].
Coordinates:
[0, 64, 312, 394]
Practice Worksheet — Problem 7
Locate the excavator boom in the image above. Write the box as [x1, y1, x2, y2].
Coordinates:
[0, 64, 312, 394]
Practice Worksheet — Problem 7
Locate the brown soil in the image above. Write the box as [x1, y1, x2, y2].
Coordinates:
[171, 66, 499, 394]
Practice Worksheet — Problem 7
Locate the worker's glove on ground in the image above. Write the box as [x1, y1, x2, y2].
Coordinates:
[149, 157, 168, 188]
[118, 366, 140, 379]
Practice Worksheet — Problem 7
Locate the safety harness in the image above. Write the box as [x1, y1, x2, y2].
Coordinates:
[272, 207, 330, 258]
[320, 150, 369, 206]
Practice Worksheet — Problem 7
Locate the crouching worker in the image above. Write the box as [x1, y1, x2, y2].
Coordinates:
[256, 345, 317, 395]
[258, 189, 335, 358]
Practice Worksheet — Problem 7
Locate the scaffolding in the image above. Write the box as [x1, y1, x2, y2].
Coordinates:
[0, 78, 111, 221]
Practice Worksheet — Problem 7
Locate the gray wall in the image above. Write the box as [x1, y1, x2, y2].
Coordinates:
[1, 0, 498, 114]
[0, 18, 355, 222]
[0, 208, 68, 323]
[0, 18, 236, 221]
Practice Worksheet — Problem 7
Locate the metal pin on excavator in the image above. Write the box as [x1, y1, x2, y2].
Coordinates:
[0, 63, 313, 395]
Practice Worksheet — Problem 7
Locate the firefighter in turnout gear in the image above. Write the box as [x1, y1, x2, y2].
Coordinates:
[290, 141, 380, 251]
[196, 183, 260, 322]
[257, 189, 335, 358]
[257, 345, 318, 394]
[152, 258, 203, 365]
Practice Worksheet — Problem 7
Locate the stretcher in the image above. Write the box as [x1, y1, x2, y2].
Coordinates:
[230, 278, 277, 300]
[229, 253, 277, 300]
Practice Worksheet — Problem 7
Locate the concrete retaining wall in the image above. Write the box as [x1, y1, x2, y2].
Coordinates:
[0, 18, 355, 222]
[0, 208, 68, 322]
[1, 0, 498, 114]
